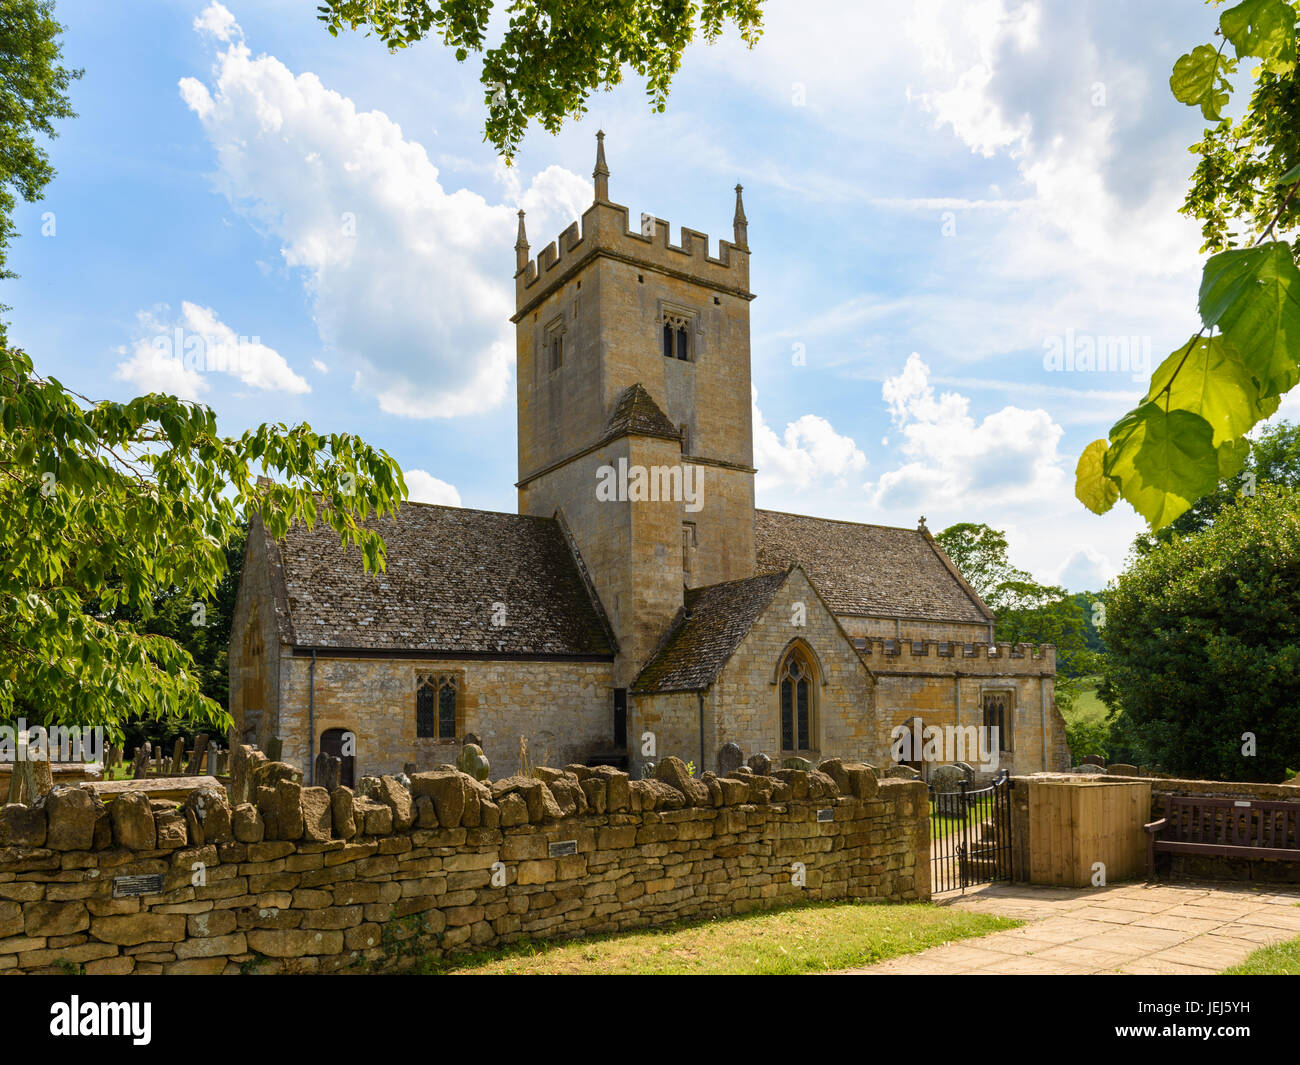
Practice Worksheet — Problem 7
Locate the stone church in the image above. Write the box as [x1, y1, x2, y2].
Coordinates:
[228, 133, 1069, 786]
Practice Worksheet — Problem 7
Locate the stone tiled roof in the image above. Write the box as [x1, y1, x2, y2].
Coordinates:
[602, 383, 681, 442]
[271, 503, 615, 656]
[753, 510, 993, 624]
[632, 570, 791, 693]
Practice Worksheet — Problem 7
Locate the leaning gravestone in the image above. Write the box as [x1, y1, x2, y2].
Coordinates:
[884, 764, 920, 780]
[1071, 764, 1105, 775]
[457, 743, 491, 782]
[131, 742, 151, 780]
[717, 742, 744, 776]
[747, 753, 772, 776]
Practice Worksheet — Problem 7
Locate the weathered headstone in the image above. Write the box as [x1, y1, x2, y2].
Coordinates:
[717, 742, 744, 776]
[1081, 754, 1106, 767]
[266, 736, 283, 763]
[953, 761, 975, 783]
[457, 743, 491, 782]
[747, 753, 772, 776]
[1106, 763, 1139, 776]
[929, 764, 966, 817]
[315, 752, 341, 792]
[131, 741, 152, 780]
[167, 737, 185, 775]
[884, 764, 920, 780]
[781, 756, 813, 772]
[1072, 763, 1105, 775]
[186, 733, 210, 776]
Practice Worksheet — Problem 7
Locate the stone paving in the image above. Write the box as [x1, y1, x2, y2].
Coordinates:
[843, 880, 1300, 975]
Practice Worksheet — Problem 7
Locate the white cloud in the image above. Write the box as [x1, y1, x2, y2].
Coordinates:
[113, 302, 309, 399]
[311, 359, 328, 374]
[752, 385, 866, 492]
[179, 6, 588, 420]
[404, 470, 462, 507]
[871, 352, 1065, 509]
[1052, 545, 1116, 592]
[193, 1, 239, 42]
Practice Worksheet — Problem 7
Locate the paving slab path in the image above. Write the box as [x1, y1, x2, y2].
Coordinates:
[841, 881, 1300, 975]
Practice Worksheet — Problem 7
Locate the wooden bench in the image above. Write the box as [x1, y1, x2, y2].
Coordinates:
[1145, 794, 1300, 877]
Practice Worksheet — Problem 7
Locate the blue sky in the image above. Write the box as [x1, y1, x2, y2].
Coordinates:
[7, 0, 1271, 592]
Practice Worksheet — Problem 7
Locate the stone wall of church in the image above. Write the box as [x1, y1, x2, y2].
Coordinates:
[865, 640, 1069, 776]
[709, 570, 877, 769]
[276, 656, 614, 784]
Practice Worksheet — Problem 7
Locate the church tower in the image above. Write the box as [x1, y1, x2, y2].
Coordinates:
[513, 132, 758, 684]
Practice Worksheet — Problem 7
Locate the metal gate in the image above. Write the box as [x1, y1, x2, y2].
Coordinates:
[929, 770, 1012, 893]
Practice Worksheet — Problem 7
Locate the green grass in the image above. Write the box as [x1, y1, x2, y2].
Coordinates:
[1064, 675, 1107, 726]
[424, 898, 1020, 975]
[1222, 933, 1300, 974]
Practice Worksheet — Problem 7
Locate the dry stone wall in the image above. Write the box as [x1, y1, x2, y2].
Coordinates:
[0, 752, 927, 974]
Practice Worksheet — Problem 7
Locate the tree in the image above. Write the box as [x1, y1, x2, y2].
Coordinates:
[0, 0, 81, 284]
[933, 522, 1031, 604]
[935, 522, 1089, 674]
[1076, 1, 1300, 531]
[1135, 419, 1300, 549]
[1098, 483, 1300, 781]
[0, 345, 406, 743]
[317, 0, 765, 160]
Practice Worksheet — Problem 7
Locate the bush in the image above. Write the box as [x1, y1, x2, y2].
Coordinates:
[1100, 485, 1300, 781]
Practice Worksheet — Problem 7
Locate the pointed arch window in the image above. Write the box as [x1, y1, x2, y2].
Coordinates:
[416, 673, 460, 741]
[779, 647, 815, 753]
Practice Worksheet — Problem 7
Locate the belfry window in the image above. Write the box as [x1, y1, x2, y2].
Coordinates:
[778, 647, 815, 753]
[416, 673, 460, 740]
[662, 312, 691, 360]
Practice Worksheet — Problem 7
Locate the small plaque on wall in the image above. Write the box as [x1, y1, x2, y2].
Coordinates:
[816, 808, 834, 823]
[548, 840, 578, 858]
[112, 873, 164, 898]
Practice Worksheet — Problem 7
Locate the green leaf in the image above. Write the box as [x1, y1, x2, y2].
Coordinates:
[1198, 241, 1300, 396]
[1170, 44, 1236, 119]
[1277, 162, 1300, 186]
[1220, 0, 1297, 67]
[1075, 439, 1119, 515]
[1145, 334, 1275, 445]
[1216, 436, 1251, 480]
[1104, 403, 1220, 529]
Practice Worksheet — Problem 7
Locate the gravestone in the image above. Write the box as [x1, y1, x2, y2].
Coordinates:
[884, 764, 920, 780]
[747, 753, 772, 775]
[169, 738, 186, 775]
[929, 764, 966, 817]
[717, 742, 744, 776]
[781, 756, 813, 771]
[266, 736, 283, 763]
[1071, 764, 1105, 775]
[1081, 754, 1106, 767]
[315, 752, 341, 792]
[131, 742, 151, 780]
[186, 734, 209, 776]
[457, 743, 491, 782]
[1106, 763, 1139, 776]
[953, 761, 975, 783]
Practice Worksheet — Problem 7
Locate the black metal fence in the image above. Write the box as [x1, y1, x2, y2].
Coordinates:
[929, 770, 1012, 893]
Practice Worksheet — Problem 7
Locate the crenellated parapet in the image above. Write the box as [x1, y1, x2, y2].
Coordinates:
[855, 638, 1056, 674]
[512, 132, 752, 320]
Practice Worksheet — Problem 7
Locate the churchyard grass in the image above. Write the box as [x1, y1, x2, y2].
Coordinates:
[1222, 931, 1300, 974]
[427, 898, 1020, 975]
